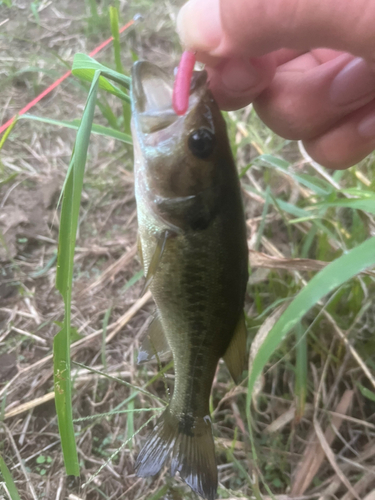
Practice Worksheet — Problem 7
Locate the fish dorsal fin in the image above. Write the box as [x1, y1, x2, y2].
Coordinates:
[140, 230, 171, 296]
[223, 312, 247, 384]
[137, 314, 171, 364]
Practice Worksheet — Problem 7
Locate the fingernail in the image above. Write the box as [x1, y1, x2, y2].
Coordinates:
[177, 0, 221, 52]
[221, 59, 261, 93]
[358, 112, 375, 138]
[330, 57, 375, 105]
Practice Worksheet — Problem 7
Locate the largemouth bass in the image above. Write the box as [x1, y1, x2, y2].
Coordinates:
[131, 61, 249, 500]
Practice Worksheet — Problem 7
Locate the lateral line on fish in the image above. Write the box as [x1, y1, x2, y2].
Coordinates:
[172, 51, 196, 116]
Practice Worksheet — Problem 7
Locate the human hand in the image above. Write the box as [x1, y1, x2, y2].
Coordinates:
[177, 0, 375, 169]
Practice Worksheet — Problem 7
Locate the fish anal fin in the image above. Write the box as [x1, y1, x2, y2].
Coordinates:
[135, 409, 217, 500]
[223, 312, 247, 384]
[135, 409, 174, 477]
[140, 229, 173, 296]
[137, 314, 171, 364]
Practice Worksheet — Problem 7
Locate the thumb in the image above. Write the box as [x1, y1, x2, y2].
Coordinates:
[177, 0, 375, 64]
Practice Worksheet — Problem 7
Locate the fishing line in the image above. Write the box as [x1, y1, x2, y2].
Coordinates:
[0, 16, 139, 136]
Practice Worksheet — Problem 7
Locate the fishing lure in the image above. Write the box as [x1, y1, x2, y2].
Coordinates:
[172, 50, 196, 115]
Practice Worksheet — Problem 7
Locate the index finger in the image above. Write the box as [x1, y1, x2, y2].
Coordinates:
[177, 0, 375, 64]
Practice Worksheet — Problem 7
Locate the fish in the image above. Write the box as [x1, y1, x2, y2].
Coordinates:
[130, 60, 249, 500]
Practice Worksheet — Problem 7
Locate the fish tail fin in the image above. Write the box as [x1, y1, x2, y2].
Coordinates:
[135, 408, 217, 500]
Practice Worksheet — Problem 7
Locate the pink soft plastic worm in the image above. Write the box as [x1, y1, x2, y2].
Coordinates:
[172, 51, 196, 116]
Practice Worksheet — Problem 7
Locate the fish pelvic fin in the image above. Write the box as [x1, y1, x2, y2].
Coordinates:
[135, 408, 217, 500]
[137, 313, 171, 364]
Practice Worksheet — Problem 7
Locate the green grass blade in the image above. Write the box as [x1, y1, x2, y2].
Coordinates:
[146, 485, 169, 500]
[0, 173, 18, 187]
[72, 53, 130, 93]
[82, 414, 157, 488]
[20, 115, 132, 144]
[101, 307, 111, 369]
[291, 172, 333, 196]
[54, 70, 101, 477]
[121, 269, 144, 291]
[0, 116, 18, 150]
[30, 251, 57, 278]
[110, 6, 125, 78]
[357, 384, 375, 402]
[311, 198, 375, 215]
[255, 185, 271, 251]
[126, 398, 135, 451]
[0, 455, 21, 500]
[257, 154, 334, 195]
[113, 360, 173, 413]
[72, 361, 166, 404]
[247, 235, 375, 427]
[109, 6, 131, 134]
[0, 392, 7, 421]
[341, 188, 375, 197]
[295, 322, 308, 421]
[73, 407, 163, 423]
[244, 184, 339, 241]
[87, 0, 99, 23]
[95, 94, 120, 129]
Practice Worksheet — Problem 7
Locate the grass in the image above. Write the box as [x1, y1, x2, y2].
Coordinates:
[0, 455, 21, 500]
[1, 1, 375, 499]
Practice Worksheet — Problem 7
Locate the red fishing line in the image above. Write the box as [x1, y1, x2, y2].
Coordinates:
[172, 50, 196, 116]
[0, 18, 135, 136]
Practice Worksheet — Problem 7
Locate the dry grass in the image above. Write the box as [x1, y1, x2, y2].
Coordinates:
[1, 1, 375, 499]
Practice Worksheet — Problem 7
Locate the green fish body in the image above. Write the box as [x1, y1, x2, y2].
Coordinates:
[131, 61, 248, 500]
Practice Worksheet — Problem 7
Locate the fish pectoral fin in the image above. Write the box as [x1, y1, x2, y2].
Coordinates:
[140, 229, 172, 296]
[137, 314, 171, 364]
[223, 311, 247, 384]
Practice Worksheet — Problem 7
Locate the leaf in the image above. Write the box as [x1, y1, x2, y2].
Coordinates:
[312, 198, 375, 215]
[257, 154, 290, 170]
[255, 185, 271, 251]
[147, 485, 169, 500]
[295, 322, 308, 421]
[247, 236, 375, 426]
[358, 384, 375, 402]
[54, 70, 101, 477]
[122, 269, 144, 292]
[257, 154, 333, 195]
[20, 115, 132, 144]
[109, 6, 131, 134]
[244, 185, 338, 241]
[341, 188, 375, 198]
[0, 455, 21, 500]
[292, 173, 333, 196]
[0, 116, 18, 150]
[72, 53, 130, 102]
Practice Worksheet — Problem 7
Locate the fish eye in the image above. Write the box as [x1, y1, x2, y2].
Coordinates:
[188, 129, 215, 159]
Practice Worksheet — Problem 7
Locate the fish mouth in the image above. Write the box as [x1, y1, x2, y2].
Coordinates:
[131, 61, 177, 134]
[131, 61, 208, 134]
